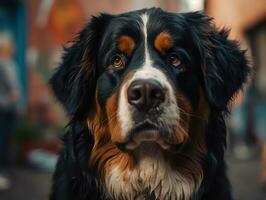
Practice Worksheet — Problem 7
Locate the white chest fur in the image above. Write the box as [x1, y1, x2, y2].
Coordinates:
[104, 144, 201, 200]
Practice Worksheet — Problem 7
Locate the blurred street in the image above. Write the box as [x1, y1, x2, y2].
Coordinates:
[0, 167, 52, 200]
[229, 156, 266, 200]
[0, 156, 265, 200]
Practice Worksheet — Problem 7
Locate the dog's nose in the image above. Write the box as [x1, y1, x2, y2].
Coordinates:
[127, 79, 165, 110]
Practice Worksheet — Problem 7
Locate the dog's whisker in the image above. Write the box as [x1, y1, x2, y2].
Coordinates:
[178, 107, 208, 122]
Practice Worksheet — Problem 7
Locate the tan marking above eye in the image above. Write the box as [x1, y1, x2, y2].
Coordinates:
[117, 35, 135, 55]
[154, 32, 173, 54]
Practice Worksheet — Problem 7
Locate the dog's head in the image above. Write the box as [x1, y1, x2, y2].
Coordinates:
[51, 8, 249, 199]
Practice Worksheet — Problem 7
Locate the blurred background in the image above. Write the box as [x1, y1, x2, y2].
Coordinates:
[0, 0, 265, 199]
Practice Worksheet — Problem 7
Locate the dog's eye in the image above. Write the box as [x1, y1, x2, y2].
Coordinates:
[111, 54, 126, 69]
[169, 54, 182, 68]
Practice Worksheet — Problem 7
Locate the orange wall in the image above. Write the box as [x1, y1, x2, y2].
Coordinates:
[206, 0, 266, 40]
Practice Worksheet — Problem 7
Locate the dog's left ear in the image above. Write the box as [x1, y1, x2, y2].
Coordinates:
[183, 12, 250, 111]
[50, 14, 110, 117]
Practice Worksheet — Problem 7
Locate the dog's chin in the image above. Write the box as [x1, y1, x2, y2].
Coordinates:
[115, 124, 184, 153]
[124, 129, 170, 150]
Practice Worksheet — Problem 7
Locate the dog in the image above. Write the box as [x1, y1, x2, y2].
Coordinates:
[50, 8, 250, 200]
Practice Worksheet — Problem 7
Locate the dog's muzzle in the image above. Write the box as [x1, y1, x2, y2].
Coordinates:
[127, 79, 165, 111]
[115, 78, 183, 151]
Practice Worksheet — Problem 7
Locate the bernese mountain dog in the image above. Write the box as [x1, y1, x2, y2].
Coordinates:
[50, 8, 250, 200]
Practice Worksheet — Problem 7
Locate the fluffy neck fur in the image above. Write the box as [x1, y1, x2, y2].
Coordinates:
[104, 143, 203, 200]
[89, 90, 209, 200]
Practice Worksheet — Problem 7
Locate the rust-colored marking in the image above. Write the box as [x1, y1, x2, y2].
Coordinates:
[118, 35, 135, 56]
[154, 32, 173, 54]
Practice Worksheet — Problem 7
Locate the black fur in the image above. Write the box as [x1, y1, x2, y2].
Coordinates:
[50, 8, 250, 200]
[183, 12, 249, 111]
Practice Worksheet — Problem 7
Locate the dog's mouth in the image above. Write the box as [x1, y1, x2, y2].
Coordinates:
[115, 120, 183, 152]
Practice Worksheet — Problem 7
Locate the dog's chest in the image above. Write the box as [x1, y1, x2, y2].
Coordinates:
[104, 146, 198, 200]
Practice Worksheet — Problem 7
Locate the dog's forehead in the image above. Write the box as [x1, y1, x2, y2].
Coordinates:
[99, 9, 180, 66]
[102, 9, 181, 45]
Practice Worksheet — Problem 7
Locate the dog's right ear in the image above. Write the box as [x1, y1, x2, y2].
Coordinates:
[50, 14, 110, 117]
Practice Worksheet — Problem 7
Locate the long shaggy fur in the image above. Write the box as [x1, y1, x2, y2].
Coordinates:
[50, 8, 250, 200]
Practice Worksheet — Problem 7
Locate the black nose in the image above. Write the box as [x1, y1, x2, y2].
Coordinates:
[127, 79, 165, 110]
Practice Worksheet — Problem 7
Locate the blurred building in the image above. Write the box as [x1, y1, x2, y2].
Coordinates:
[206, 0, 266, 40]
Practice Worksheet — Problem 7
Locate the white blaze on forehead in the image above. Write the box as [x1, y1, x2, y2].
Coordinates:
[131, 13, 176, 101]
[117, 12, 179, 139]
[141, 13, 152, 67]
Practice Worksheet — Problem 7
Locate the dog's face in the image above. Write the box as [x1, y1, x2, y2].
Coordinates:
[95, 12, 200, 152]
[51, 8, 249, 200]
